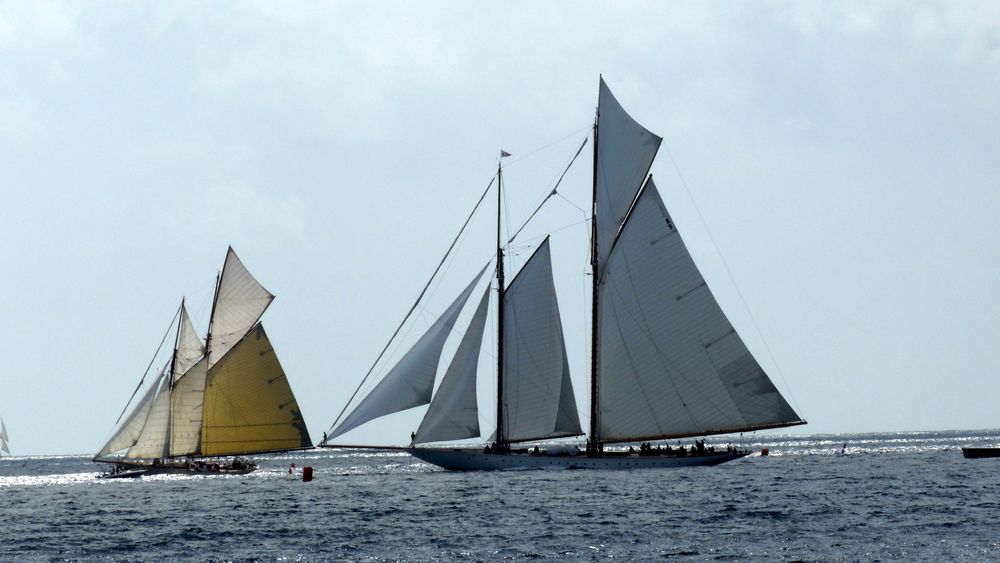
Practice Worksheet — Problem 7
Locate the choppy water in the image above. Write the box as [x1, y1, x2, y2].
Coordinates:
[2, 429, 1000, 560]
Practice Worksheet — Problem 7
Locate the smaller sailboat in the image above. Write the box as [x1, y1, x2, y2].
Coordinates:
[1, 418, 10, 456]
[95, 247, 312, 478]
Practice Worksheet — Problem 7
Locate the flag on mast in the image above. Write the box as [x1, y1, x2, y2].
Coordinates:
[500, 150, 512, 158]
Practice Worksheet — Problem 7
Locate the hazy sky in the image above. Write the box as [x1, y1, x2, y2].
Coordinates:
[3, 1, 1000, 455]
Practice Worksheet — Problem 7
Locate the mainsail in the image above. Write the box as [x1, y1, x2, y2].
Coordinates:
[591, 78, 804, 445]
[330, 266, 487, 440]
[97, 248, 311, 463]
[597, 179, 803, 442]
[201, 325, 311, 456]
[502, 237, 582, 442]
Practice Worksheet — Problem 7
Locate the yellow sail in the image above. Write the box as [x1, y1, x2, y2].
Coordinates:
[200, 324, 311, 456]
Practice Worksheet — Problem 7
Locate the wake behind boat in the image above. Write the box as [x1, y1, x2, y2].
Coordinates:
[321, 78, 805, 470]
[95, 247, 312, 478]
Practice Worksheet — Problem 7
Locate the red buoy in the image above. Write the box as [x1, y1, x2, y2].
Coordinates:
[760, 447, 769, 456]
[302, 466, 313, 482]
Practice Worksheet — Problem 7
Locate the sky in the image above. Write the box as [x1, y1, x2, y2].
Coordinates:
[2, 1, 1000, 455]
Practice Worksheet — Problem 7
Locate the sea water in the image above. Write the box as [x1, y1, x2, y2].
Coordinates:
[2, 429, 999, 560]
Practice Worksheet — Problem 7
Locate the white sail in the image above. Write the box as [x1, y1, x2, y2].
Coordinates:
[126, 372, 173, 458]
[173, 302, 205, 380]
[1, 418, 9, 455]
[169, 357, 208, 456]
[330, 266, 487, 440]
[502, 238, 582, 442]
[413, 288, 490, 445]
[96, 371, 165, 458]
[597, 180, 803, 442]
[595, 77, 661, 274]
[208, 247, 274, 366]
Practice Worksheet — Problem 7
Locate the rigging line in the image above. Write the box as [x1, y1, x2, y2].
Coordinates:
[113, 304, 182, 426]
[508, 137, 589, 244]
[501, 124, 592, 169]
[327, 174, 497, 436]
[660, 142, 802, 412]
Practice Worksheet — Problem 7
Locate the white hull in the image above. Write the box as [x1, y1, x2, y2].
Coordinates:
[407, 447, 749, 471]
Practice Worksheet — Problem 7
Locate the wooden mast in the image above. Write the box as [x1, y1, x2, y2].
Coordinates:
[495, 159, 506, 449]
[589, 99, 601, 456]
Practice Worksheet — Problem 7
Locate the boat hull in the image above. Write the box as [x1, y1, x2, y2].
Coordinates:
[962, 447, 1000, 459]
[407, 448, 750, 471]
[99, 458, 258, 477]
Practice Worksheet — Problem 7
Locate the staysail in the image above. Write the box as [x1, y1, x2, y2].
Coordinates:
[169, 356, 208, 456]
[126, 371, 172, 459]
[502, 237, 582, 442]
[597, 179, 804, 442]
[208, 247, 274, 366]
[413, 288, 490, 445]
[173, 302, 205, 380]
[330, 266, 487, 440]
[96, 370, 165, 458]
[200, 324, 311, 456]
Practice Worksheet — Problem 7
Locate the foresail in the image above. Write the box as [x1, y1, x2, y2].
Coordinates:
[126, 374, 172, 459]
[96, 371, 164, 458]
[595, 78, 661, 274]
[169, 357, 208, 456]
[173, 302, 205, 380]
[208, 248, 274, 366]
[200, 325, 311, 456]
[330, 266, 487, 440]
[597, 180, 803, 442]
[413, 288, 490, 445]
[502, 238, 582, 442]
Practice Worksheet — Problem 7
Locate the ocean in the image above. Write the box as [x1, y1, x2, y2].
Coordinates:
[2, 429, 999, 561]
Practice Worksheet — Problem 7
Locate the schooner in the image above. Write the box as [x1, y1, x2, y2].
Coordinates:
[322, 78, 805, 470]
[95, 247, 312, 477]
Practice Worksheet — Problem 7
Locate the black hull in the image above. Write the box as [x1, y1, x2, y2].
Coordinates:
[962, 447, 1000, 459]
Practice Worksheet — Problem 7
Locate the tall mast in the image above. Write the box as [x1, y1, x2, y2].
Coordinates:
[205, 271, 222, 363]
[589, 104, 601, 455]
[495, 160, 506, 448]
[164, 298, 185, 458]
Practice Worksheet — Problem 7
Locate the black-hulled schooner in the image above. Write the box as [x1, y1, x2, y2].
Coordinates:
[95, 247, 311, 477]
[322, 78, 805, 470]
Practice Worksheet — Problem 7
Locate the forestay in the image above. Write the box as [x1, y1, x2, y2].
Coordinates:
[208, 248, 274, 366]
[597, 180, 803, 442]
[594, 77, 661, 274]
[413, 288, 490, 445]
[330, 266, 487, 440]
[502, 238, 582, 442]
